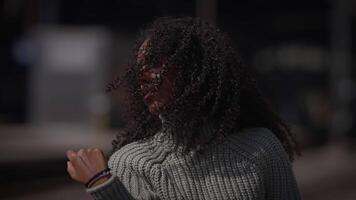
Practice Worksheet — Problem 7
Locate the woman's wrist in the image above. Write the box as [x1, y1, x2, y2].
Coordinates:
[89, 175, 112, 188]
[85, 167, 112, 188]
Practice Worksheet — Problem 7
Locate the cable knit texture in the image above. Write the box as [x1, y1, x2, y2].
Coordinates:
[86, 116, 301, 200]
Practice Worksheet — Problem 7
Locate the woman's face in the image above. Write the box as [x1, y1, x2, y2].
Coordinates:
[137, 40, 177, 115]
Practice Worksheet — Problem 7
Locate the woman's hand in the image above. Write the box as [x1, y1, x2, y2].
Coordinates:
[66, 148, 110, 187]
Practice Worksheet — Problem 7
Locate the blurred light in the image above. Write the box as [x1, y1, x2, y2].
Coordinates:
[254, 44, 326, 72]
[37, 26, 111, 74]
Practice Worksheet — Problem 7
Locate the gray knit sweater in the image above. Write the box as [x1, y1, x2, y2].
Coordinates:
[86, 118, 300, 200]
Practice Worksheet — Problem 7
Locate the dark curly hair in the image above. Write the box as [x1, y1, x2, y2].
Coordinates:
[107, 17, 300, 161]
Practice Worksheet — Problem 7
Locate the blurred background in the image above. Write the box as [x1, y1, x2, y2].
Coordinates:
[0, 0, 355, 199]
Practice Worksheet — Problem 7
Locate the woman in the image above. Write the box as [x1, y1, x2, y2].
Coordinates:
[66, 17, 301, 199]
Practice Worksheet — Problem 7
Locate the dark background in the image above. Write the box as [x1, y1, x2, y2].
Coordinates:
[1, 0, 355, 199]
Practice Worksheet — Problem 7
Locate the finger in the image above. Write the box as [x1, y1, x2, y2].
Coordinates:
[86, 148, 95, 160]
[78, 149, 95, 173]
[86, 148, 100, 169]
[66, 150, 77, 161]
[88, 148, 108, 171]
[92, 148, 104, 157]
[67, 150, 86, 168]
[67, 149, 88, 171]
[93, 148, 107, 163]
[66, 161, 77, 180]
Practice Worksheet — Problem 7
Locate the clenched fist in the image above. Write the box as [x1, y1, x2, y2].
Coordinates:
[66, 148, 111, 187]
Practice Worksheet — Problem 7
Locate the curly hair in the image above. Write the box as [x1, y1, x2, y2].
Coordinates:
[107, 17, 300, 161]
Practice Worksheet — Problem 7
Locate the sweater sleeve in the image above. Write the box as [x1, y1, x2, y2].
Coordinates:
[85, 175, 134, 199]
[85, 173, 160, 200]
[85, 142, 161, 200]
[255, 129, 301, 200]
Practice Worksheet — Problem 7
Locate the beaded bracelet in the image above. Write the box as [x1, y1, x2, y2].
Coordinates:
[85, 168, 112, 188]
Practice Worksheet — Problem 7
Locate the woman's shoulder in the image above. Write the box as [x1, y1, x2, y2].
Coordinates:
[108, 140, 154, 171]
[223, 127, 289, 165]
